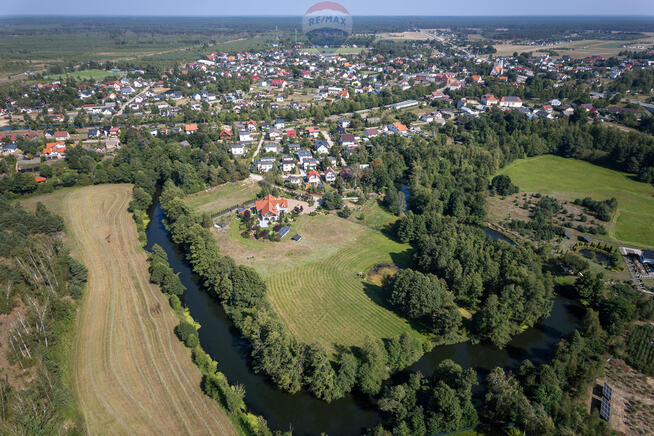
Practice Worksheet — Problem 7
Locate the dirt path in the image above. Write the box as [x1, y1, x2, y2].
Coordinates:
[28, 185, 236, 436]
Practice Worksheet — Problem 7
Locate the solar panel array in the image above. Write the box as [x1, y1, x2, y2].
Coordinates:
[600, 397, 611, 422]
[603, 382, 613, 401]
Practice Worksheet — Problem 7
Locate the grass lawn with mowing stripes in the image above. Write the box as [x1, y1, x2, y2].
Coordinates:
[212, 213, 427, 351]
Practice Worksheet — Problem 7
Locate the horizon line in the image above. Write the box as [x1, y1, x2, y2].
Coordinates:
[1, 13, 654, 18]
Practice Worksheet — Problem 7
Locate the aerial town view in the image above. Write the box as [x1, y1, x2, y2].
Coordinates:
[1, 1, 654, 435]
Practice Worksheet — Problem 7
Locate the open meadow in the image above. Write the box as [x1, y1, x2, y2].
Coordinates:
[20, 185, 235, 436]
[495, 155, 654, 248]
[493, 34, 654, 57]
[184, 177, 260, 215]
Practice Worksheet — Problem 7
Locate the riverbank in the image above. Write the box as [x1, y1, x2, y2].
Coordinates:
[147, 201, 584, 435]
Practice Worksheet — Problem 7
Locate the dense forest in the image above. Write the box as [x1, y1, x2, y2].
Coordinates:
[0, 199, 88, 434]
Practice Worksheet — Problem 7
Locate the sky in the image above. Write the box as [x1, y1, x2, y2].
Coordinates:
[1, 0, 654, 16]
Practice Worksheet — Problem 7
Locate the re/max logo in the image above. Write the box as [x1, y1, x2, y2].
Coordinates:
[307, 16, 348, 26]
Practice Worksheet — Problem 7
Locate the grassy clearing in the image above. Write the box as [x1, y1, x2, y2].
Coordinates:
[496, 155, 654, 248]
[213, 212, 425, 351]
[20, 185, 235, 436]
[184, 178, 260, 215]
[43, 69, 121, 81]
[348, 199, 399, 231]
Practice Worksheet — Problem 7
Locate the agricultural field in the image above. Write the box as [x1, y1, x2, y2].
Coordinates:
[184, 177, 260, 215]
[212, 212, 424, 351]
[494, 155, 654, 248]
[376, 31, 431, 41]
[43, 69, 123, 81]
[20, 185, 235, 436]
[493, 34, 654, 57]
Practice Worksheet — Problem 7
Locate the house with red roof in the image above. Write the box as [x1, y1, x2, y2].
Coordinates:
[54, 131, 70, 141]
[185, 123, 198, 135]
[307, 169, 321, 186]
[43, 142, 66, 159]
[388, 122, 408, 134]
[324, 167, 337, 184]
[219, 129, 232, 141]
[481, 94, 498, 106]
[305, 126, 321, 138]
[256, 195, 288, 227]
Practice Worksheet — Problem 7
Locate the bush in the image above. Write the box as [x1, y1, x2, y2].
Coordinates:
[337, 206, 352, 218]
[175, 321, 199, 348]
[169, 294, 181, 311]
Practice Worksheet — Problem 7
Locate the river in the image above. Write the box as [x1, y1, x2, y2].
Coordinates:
[146, 203, 582, 436]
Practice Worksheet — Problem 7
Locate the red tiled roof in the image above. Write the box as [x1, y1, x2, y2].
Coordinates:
[255, 195, 288, 217]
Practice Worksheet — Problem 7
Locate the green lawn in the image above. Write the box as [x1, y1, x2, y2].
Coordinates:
[348, 199, 399, 231]
[212, 213, 425, 351]
[497, 155, 654, 248]
[184, 178, 260, 215]
[43, 69, 122, 81]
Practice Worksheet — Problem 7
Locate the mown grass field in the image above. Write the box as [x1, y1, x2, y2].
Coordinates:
[20, 185, 235, 436]
[496, 155, 654, 248]
[212, 212, 425, 351]
[184, 178, 260, 215]
[43, 69, 122, 81]
[493, 36, 654, 57]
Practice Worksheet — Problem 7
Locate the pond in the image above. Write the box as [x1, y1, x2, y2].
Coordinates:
[147, 203, 582, 436]
[484, 227, 517, 246]
[580, 249, 613, 265]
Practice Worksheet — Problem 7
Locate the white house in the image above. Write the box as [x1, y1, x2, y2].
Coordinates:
[229, 144, 246, 157]
[324, 167, 337, 183]
[499, 96, 523, 108]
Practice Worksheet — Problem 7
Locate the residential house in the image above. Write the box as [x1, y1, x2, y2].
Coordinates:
[256, 194, 288, 227]
[324, 167, 337, 183]
[302, 158, 319, 171]
[239, 130, 253, 143]
[307, 169, 321, 186]
[229, 143, 246, 157]
[340, 134, 355, 147]
[499, 96, 523, 108]
[185, 123, 198, 135]
[314, 141, 329, 155]
[388, 122, 408, 134]
[54, 131, 70, 141]
[219, 129, 233, 141]
[364, 128, 379, 138]
[285, 174, 303, 185]
[280, 157, 296, 172]
[305, 126, 321, 138]
[43, 142, 66, 159]
[481, 94, 499, 106]
[256, 157, 276, 173]
[264, 142, 279, 154]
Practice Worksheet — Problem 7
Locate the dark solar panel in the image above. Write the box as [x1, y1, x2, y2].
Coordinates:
[600, 398, 611, 422]
[603, 382, 612, 401]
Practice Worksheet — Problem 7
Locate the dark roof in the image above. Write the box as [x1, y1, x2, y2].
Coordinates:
[291, 234, 302, 241]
